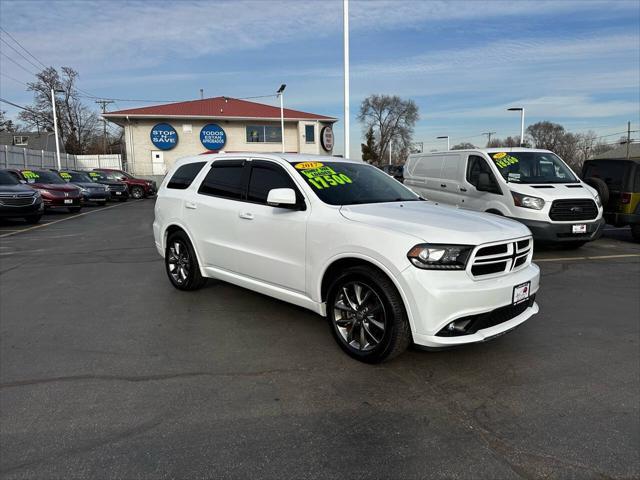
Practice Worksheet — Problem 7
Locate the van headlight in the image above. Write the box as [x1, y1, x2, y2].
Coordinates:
[594, 193, 602, 208]
[407, 244, 473, 270]
[511, 191, 545, 210]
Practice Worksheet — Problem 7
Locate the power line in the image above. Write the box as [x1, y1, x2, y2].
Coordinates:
[0, 97, 51, 122]
[0, 37, 43, 72]
[0, 27, 47, 69]
[0, 71, 28, 87]
[0, 52, 37, 76]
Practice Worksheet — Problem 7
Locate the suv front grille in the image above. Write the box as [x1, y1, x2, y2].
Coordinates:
[0, 194, 35, 206]
[470, 237, 532, 278]
[549, 199, 598, 221]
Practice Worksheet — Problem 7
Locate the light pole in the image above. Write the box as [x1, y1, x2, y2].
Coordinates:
[437, 135, 450, 151]
[507, 107, 525, 146]
[51, 88, 64, 170]
[277, 84, 286, 153]
[343, 0, 350, 159]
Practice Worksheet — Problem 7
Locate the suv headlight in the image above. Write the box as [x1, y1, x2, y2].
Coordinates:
[511, 191, 545, 210]
[79, 187, 88, 194]
[407, 244, 473, 270]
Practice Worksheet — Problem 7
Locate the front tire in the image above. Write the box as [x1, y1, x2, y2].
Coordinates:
[165, 231, 207, 291]
[130, 186, 144, 199]
[327, 265, 411, 363]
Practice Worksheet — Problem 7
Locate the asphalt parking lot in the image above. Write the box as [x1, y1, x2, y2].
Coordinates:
[1, 201, 638, 479]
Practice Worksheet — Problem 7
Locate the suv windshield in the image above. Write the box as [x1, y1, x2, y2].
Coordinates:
[61, 171, 92, 183]
[488, 151, 578, 184]
[21, 170, 65, 184]
[293, 161, 419, 205]
[0, 170, 19, 185]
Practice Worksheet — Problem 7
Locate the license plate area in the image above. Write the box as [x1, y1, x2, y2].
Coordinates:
[513, 281, 531, 305]
[64, 199, 73, 204]
[572, 224, 587, 234]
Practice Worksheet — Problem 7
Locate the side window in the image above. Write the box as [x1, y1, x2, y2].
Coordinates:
[8, 171, 22, 181]
[198, 160, 246, 200]
[167, 162, 206, 190]
[305, 125, 315, 143]
[247, 161, 302, 207]
[467, 155, 491, 186]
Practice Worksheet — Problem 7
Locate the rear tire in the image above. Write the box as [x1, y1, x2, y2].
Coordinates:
[68, 207, 81, 213]
[24, 214, 42, 224]
[165, 231, 207, 291]
[327, 265, 411, 363]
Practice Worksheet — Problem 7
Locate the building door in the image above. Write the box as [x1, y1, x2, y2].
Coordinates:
[151, 151, 166, 175]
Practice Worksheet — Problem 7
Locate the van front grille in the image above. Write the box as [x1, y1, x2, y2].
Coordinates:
[549, 199, 598, 221]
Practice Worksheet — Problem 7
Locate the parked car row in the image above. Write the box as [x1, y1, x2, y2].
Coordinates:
[0, 167, 156, 224]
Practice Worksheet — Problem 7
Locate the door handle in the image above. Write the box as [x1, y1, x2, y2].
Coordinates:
[440, 183, 447, 188]
[239, 212, 254, 220]
[459, 187, 467, 192]
[185, 201, 197, 209]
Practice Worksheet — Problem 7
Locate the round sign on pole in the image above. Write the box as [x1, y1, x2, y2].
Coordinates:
[150, 123, 178, 150]
[320, 126, 334, 151]
[200, 124, 227, 151]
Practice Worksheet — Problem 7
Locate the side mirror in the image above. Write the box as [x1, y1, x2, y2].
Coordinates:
[477, 172, 493, 192]
[19, 179, 27, 184]
[267, 188, 297, 207]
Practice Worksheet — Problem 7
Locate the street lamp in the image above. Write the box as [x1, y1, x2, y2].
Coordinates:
[51, 88, 64, 170]
[437, 135, 450, 151]
[277, 84, 286, 153]
[343, 0, 350, 159]
[507, 107, 525, 146]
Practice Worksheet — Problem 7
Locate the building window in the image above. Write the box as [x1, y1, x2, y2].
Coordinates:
[305, 125, 315, 143]
[13, 136, 28, 146]
[246, 125, 282, 143]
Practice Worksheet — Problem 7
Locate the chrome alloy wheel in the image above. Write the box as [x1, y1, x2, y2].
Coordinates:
[167, 241, 190, 285]
[333, 281, 386, 352]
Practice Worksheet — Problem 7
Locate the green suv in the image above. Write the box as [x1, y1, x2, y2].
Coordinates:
[582, 157, 640, 241]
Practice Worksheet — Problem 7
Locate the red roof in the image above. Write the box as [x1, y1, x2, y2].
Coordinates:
[103, 96, 336, 121]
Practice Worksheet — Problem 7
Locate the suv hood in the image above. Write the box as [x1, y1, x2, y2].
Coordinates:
[32, 183, 79, 192]
[0, 184, 36, 194]
[340, 201, 530, 245]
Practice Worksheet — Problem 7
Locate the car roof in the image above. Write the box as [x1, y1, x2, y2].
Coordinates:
[410, 147, 554, 155]
[178, 152, 363, 165]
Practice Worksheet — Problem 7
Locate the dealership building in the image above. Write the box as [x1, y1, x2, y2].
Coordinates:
[103, 97, 337, 175]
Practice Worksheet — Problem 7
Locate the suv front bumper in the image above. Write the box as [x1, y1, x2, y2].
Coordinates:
[401, 263, 540, 348]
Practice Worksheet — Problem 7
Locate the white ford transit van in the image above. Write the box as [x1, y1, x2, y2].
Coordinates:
[404, 148, 604, 247]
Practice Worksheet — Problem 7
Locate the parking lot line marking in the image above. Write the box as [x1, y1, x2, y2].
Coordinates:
[536, 253, 640, 262]
[0, 202, 135, 238]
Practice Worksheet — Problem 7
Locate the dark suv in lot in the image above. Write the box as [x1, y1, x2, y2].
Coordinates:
[87, 171, 129, 201]
[59, 170, 109, 205]
[6, 169, 82, 213]
[0, 169, 44, 223]
[583, 157, 640, 241]
[93, 169, 156, 199]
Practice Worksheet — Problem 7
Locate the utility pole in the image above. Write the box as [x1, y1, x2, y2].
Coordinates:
[482, 131, 496, 147]
[627, 121, 631, 160]
[95, 99, 115, 153]
[343, 0, 350, 159]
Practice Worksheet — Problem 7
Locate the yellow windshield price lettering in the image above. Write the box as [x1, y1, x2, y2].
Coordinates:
[494, 155, 519, 169]
[307, 173, 352, 190]
[21, 170, 39, 179]
[295, 161, 324, 170]
[302, 166, 336, 179]
[60, 172, 71, 180]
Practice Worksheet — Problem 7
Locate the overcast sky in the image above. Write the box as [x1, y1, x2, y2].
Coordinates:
[1, 0, 638, 157]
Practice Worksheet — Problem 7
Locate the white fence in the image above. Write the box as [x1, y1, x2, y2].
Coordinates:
[0, 145, 122, 171]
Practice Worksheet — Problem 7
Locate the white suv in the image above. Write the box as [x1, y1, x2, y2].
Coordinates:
[153, 153, 540, 363]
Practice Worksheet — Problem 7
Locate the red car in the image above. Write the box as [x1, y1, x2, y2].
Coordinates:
[92, 169, 156, 199]
[7, 169, 82, 213]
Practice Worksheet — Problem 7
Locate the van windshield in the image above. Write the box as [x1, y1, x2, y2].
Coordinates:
[293, 161, 419, 205]
[488, 151, 578, 184]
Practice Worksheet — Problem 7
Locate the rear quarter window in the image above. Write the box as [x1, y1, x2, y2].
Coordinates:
[167, 162, 206, 190]
[197, 160, 246, 200]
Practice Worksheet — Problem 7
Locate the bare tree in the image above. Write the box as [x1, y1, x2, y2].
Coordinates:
[487, 136, 523, 148]
[526, 121, 566, 152]
[0, 110, 17, 132]
[358, 94, 419, 165]
[18, 67, 100, 154]
[451, 142, 476, 150]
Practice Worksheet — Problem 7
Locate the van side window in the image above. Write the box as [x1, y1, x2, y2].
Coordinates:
[467, 156, 493, 186]
[198, 160, 246, 200]
[247, 161, 303, 208]
[167, 162, 206, 189]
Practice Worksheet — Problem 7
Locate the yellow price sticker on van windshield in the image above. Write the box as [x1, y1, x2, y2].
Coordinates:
[21, 170, 39, 179]
[295, 162, 324, 170]
[60, 172, 71, 180]
[493, 154, 519, 169]
[493, 152, 507, 159]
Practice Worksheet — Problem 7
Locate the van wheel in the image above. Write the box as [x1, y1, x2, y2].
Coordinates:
[327, 265, 411, 363]
[165, 231, 207, 291]
[631, 225, 640, 242]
